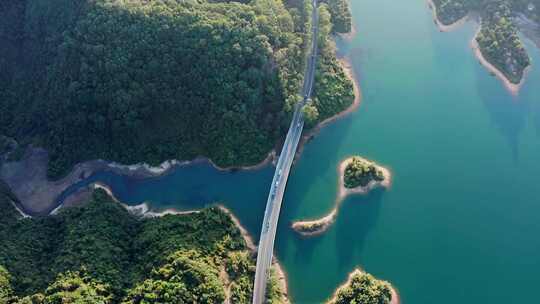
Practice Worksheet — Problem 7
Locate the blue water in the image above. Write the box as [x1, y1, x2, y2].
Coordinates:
[59, 0, 540, 302]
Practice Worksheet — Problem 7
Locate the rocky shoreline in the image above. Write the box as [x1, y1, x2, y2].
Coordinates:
[297, 52, 362, 160]
[0, 146, 276, 216]
[47, 182, 291, 304]
[471, 27, 531, 95]
[291, 157, 391, 237]
[0, 46, 358, 219]
[0, 20, 358, 304]
[427, 0, 534, 95]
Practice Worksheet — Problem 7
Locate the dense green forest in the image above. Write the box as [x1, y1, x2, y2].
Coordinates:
[327, 270, 393, 304]
[432, 0, 533, 84]
[322, 0, 352, 33]
[0, 0, 307, 178]
[0, 188, 285, 303]
[0, 0, 354, 179]
[309, 1, 354, 126]
[343, 157, 384, 189]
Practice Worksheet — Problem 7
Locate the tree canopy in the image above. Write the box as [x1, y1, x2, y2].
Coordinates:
[0, 187, 286, 303]
[328, 270, 393, 304]
[0, 0, 310, 179]
[432, 0, 532, 83]
[343, 157, 384, 189]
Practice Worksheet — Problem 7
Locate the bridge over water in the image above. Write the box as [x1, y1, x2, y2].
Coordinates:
[251, 0, 320, 302]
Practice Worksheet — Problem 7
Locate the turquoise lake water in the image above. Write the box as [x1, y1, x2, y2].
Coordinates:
[66, 0, 540, 302]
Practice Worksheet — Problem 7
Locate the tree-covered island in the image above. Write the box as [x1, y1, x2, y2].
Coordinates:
[343, 156, 386, 189]
[430, 0, 536, 88]
[327, 269, 398, 304]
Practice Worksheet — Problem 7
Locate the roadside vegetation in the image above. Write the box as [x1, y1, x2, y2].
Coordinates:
[322, 0, 352, 33]
[327, 269, 393, 304]
[0, 0, 311, 179]
[432, 0, 534, 84]
[343, 157, 385, 189]
[0, 188, 286, 303]
[311, 1, 355, 126]
[0, 0, 356, 179]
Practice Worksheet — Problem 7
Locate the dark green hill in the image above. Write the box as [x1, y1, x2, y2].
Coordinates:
[0, 188, 285, 303]
[0, 0, 308, 179]
[0, 0, 354, 179]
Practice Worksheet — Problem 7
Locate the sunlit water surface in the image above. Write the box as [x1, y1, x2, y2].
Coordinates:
[63, 0, 540, 302]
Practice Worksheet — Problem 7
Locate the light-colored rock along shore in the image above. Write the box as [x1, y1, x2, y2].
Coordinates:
[427, 0, 531, 95]
[297, 43, 362, 159]
[471, 27, 531, 96]
[327, 269, 400, 304]
[427, 0, 471, 32]
[0, 22, 359, 217]
[0, 146, 276, 216]
[291, 157, 391, 237]
[51, 182, 291, 304]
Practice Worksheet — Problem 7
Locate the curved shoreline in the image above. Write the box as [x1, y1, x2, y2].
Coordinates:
[50, 183, 290, 303]
[297, 54, 362, 159]
[426, 0, 530, 95]
[0, 22, 357, 218]
[471, 27, 531, 96]
[338, 157, 392, 199]
[0, 146, 277, 216]
[427, 0, 470, 32]
[291, 157, 391, 237]
[327, 269, 400, 304]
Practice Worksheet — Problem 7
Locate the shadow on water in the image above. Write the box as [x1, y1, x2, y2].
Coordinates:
[534, 100, 540, 137]
[290, 226, 326, 266]
[335, 188, 384, 270]
[275, 107, 357, 258]
[475, 69, 529, 162]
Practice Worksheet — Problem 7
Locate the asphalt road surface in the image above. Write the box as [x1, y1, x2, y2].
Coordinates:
[251, 1, 320, 303]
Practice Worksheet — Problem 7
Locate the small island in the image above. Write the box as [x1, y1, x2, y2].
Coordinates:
[341, 156, 390, 195]
[327, 269, 399, 304]
[292, 156, 391, 236]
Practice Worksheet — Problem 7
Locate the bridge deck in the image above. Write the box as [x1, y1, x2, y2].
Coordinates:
[251, 1, 320, 303]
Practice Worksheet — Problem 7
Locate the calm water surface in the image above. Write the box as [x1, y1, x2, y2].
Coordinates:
[66, 0, 540, 302]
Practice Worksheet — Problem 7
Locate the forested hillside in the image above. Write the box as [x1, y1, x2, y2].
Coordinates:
[0, 0, 310, 179]
[432, 0, 534, 84]
[311, 2, 354, 125]
[0, 188, 286, 303]
[0, 0, 354, 179]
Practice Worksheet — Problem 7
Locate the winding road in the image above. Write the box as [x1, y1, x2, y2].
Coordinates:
[252, 0, 320, 303]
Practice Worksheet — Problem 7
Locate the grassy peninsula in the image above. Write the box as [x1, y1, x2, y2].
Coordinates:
[430, 0, 534, 87]
[0, 188, 286, 303]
